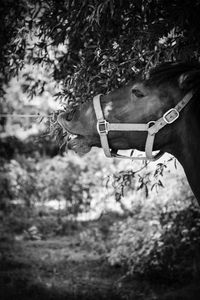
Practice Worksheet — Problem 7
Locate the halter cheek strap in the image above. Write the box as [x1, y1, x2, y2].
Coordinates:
[93, 91, 193, 161]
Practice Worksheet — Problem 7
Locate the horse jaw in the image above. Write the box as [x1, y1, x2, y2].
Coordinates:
[57, 84, 173, 155]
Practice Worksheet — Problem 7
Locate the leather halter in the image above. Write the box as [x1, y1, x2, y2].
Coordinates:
[93, 91, 193, 161]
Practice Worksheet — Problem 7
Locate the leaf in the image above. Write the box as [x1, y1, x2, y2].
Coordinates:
[158, 180, 164, 188]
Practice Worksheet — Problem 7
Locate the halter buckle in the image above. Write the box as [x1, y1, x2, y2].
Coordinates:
[163, 108, 179, 124]
[97, 120, 109, 134]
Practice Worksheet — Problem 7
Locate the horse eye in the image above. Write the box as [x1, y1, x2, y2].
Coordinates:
[132, 88, 144, 98]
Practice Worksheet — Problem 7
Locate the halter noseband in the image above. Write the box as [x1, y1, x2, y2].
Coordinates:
[93, 91, 193, 161]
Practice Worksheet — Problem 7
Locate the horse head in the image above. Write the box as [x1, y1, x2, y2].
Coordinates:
[58, 62, 200, 157]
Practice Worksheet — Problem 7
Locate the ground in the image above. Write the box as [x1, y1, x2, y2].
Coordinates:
[0, 233, 200, 300]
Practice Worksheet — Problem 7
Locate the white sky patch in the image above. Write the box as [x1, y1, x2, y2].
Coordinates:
[103, 102, 113, 118]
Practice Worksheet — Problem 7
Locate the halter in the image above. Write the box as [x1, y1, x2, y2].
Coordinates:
[93, 91, 193, 161]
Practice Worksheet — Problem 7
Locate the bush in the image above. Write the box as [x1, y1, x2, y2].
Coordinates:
[0, 134, 61, 160]
[107, 198, 200, 283]
[0, 150, 119, 237]
[78, 226, 107, 255]
[1, 157, 39, 203]
[37, 155, 97, 217]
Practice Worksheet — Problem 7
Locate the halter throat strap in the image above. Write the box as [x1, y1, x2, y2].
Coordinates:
[93, 91, 193, 161]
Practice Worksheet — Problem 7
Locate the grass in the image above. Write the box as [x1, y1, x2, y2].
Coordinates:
[0, 232, 200, 300]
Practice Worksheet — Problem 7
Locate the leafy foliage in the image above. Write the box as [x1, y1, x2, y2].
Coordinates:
[1, 0, 200, 106]
[2, 0, 200, 149]
[37, 156, 95, 216]
[0, 158, 38, 207]
[107, 196, 200, 282]
[108, 158, 173, 205]
[1, 147, 200, 282]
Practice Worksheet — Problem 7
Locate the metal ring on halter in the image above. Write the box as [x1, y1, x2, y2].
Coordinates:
[147, 121, 156, 128]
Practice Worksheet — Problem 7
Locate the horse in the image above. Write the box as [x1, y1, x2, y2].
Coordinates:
[57, 62, 200, 204]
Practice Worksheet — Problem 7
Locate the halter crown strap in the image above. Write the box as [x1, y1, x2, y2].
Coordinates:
[93, 91, 193, 161]
[148, 91, 193, 135]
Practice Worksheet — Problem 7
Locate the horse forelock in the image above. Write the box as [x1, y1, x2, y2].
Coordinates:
[144, 62, 200, 92]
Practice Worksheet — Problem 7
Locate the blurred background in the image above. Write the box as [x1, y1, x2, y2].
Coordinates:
[1, 1, 200, 300]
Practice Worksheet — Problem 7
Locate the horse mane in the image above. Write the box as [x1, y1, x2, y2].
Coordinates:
[146, 61, 200, 93]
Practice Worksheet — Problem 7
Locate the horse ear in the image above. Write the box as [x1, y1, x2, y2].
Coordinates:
[179, 70, 200, 91]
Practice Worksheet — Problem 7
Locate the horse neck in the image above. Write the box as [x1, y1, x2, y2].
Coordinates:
[171, 101, 200, 204]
